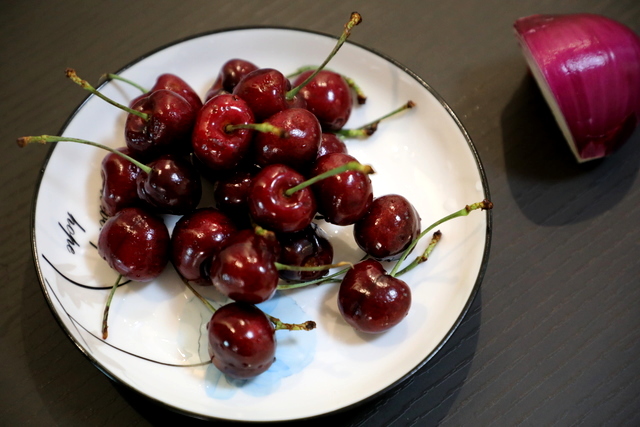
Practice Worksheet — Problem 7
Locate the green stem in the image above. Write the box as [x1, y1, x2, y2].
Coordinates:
[394, 230, 442, 277]
[16, 135, 152, 174]
[337, 100, 415, 138]
[104, 73, 149, 94]
[268, 315, 316, 331]
[274, 261, 352, 272]
[66, 68, 149, 120]
[389, 200, 493, 277]
[181, 277, 217, 313]
[102, 274, 122, 339]
[284, 161, 374, 196]
[277, 267, 350, 290]
[286, 12, 362, 100]
[225, 122, 288, 138]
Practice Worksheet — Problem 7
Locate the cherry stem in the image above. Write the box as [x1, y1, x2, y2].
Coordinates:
[268, 315, 316, 331]
[394, 230, 442, 277]
[337, 100, 415, 138]
[287, 65, 367, 104]
[225, 123, 289, 138]
[17, 135, 152, 174]
[181, 277, 217, 313]
[66, 68, 149, 120]
[286, 12, 362, 100]
[389, 199, 493, 277]
[274, 261, 352, 272]
[102, 274, 122, 340]
[104, 73, 149, 94]
[277, 267, 350, 290]
[284, 160, 374, 196]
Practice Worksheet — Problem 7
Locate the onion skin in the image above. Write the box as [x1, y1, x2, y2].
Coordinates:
[514, 14, 640, 162]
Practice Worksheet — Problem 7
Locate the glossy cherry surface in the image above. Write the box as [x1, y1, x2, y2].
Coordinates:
[97, 207, 170, 282]
[248, 164, 317, 233]
[293, 69, 353, 131]
[210, 229, 281, 304]
[354, 194, 421, 261]
[254, 107, 321, 171]
[192, 94, 255, 172]
[170, 208, 237, 286]
[205, 58, 259, 101]
[317, 132, 348, 158]
[136, 154, 202, 215]
[338, 259, 411, 333]
[277, 223, 334, 282]
[207, 302, 276, 379]
[311, 152, 373, 225]
[100, 147, 144, 217]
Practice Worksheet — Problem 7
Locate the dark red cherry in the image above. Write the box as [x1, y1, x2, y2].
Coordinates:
[317, 133, 348, 158]
[100, 147, 144, 217]
[293, 69, 353, 131]
[338, 259, 411, 333]
[232, 68, 304, 122]
[247, 164, 317, 233]
[136, 154, 202, 215]
[311, 153, 373, 225]
[210, 228, 281, 304]
[148, 73, 203, 112]
[354, 194, 421, 261]
[205, 59, 259, 101]
[97, 207, 170, 282]
[213, 166, 260, 226]
[125, 89, 197, 158]
[170, 208, 237, 286]
[207, 302, 276, 379]
[277, 223, 334, 283]
[254, 108, 321, 171]
[191, 94, 255, 172]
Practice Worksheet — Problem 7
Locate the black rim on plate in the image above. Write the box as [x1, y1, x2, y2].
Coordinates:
[29, 25, 492, 422]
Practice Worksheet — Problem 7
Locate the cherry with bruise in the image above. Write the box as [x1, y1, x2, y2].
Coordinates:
[338, 259, 411, 333]
[205, 58, 259, 101]
[292, 69, 353, 131]
[277, 223, 334, 283]
[354, 194, 421, 261]
[247, 164, 317, 233]
[170, 208, 237, 286]
[97, 207, 171, 282]
[311, 152, 373, 226]
[254, 107, 322, 171]
[100, 147, 144, 217]
[210, 228, 281, 304]
[136, 154, 202, 215]
[207, 302, 276, 379]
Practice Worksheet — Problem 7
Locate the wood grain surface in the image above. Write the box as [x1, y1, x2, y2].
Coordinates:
[1, 1, 639, 425]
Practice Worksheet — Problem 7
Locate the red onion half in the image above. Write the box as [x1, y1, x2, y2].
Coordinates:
[514, 14, 640, 162]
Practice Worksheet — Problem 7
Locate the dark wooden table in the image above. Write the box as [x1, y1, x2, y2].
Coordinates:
[2, 1, 639, 425]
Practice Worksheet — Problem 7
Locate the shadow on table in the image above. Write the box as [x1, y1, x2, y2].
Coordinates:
[112, 293, 483, 427]
[501, 74, 640, 226]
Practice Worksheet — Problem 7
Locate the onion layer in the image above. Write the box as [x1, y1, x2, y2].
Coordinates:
[514, 14, 640, 162]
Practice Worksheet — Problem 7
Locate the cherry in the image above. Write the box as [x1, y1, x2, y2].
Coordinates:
[337, 259, 411, 333]
[100, 146, 144, 217]
[354, 194, 421, 261]
[247, 164, 318, 233]
[97, 206, 170, 282]
[277, 223, 334, 283]
[205, 58, 259, 101]
[292, 69, 353, 131]
[311, 152, 374, 225]
[66, 69, 196, 158]
[135, 154, 202, 215]
[209, 228, 281, 304]
[254, 107, 322, 171]
[207, 302, 277, 379]
[170, 208, 237, 286]
[213, 165, 260, 225]
[317, 132, 348, 158]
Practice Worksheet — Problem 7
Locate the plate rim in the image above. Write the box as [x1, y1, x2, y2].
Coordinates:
[28, 24, 492, 422]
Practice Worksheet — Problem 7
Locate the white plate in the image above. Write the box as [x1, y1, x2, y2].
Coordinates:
[31, 27, 491, 422]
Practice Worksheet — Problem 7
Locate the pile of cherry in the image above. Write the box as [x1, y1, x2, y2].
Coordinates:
[19, 12, 491, 380]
